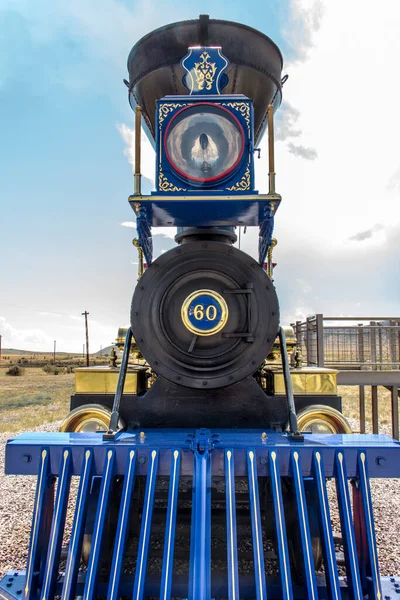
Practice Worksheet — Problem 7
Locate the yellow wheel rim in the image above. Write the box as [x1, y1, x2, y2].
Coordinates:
[297, 405, 352, 434]
[59, 404, 121, 433]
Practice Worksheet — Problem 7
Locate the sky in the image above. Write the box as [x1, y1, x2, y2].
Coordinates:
[0, 0, 399, 353]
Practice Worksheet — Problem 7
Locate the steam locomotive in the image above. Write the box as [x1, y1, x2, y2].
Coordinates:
[2, 15, 400, 600]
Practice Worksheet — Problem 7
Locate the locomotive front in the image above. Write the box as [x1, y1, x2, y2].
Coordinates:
[130, 231, 279, 390]
[2, 15, 400, 600]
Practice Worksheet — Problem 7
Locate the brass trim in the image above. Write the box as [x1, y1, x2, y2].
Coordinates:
[181, 289, 229, 336]
[226, 161, 251, 191]
[129, 193, 281, 202]
[267, 237, 277, 278]
[268, 104, 276, 194]
[75, 366, 139, 394]
[134, 106, 142, 196]
[133, 238, 144, 279]
[296, 405, 352, 434]
[273, 368, 338, 395]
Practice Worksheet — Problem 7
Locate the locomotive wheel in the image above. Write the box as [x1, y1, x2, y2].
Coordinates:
[131, 240, 279, 389]
[59, 404, 125, 432]
[296, 405, 352, 434]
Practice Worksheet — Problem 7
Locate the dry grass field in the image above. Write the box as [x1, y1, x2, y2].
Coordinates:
[0, 364, 395, 434]
[339, 385, 394, 432]
[0, 367, 74, 432]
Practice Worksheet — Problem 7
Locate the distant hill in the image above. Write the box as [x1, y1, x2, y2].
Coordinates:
[92, 346, 114, 356]
[3, 348, 72, 356]
[3, 347, 115, 356]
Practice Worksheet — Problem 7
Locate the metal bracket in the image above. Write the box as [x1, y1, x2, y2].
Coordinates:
[187, 428, 218, 455]
[278, 326, 304, 441]
[103, 328, 132, 440]
[222, 283, 254, 342]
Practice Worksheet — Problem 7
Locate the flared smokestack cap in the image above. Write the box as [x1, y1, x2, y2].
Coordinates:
[126, 15, 283, 145]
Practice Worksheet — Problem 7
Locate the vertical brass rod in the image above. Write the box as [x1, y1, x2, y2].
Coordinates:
[267, 238, 277, 278]
[134, 106, 142, 195]
[268, 104, 276, 194]
[133, 238, 144, 279]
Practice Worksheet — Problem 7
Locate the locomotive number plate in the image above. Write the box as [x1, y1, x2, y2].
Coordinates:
[181, 289, 228, 336]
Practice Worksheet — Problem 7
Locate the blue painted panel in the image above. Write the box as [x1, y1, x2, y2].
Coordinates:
[5, 430, 400, 478]
[132, 450, 159, 600]
[61, 449, 94, 600]
[312, 451, 342, 599]
[333, 452, 363, 599]
[40, 449, 72, 600]
[357, 452, 382, 600]
[290, 451, 319, 599]
[247, 449, 267, 600]
[23, 448, 50, 600]
[3, 434, 400, 600]
[160, 450, 181, 600]
[184, 292, 224, 333]
[155, 95, 255, 195]
[189, 451, 211, 600]
[224, 449, 240, 600]
[130, 197, 278, 228]
[83, 449, 116, 600]
[107, 449, 137, 600]
[181, 47, 229, 95]
[268, 450, 293, 600]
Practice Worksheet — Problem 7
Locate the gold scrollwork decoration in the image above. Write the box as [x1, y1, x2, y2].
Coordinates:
[226, 165, 251, 191]
[221, 102, 251, 131]
[194, 51, 217, 91]
[158, 103, 187, 127]
[158, 168, 186, 192]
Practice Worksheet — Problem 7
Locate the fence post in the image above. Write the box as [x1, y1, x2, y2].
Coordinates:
[316, 314, 325, 367]
[358, 324, 364, 368]
[377, 322, 383, 371]
[392, 386, 399, 440]
[359, 386, 366, 433]
[306, 317, 312, 366]
[371, 386, 379, 434]
[398, 321, 400, 370]
[389, 320, 398, 369]
[370, 321, 377, 371]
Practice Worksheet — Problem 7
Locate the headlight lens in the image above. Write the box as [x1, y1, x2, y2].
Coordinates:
[165, 104, 244, 183]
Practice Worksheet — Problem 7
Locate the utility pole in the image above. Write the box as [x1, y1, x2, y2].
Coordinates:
[82, 311, 90, 366]
[100, 345, 102, 357]
[53, 340, 56, 364]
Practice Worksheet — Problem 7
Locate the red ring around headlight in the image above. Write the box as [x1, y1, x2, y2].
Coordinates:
[163, 102, 245, 183]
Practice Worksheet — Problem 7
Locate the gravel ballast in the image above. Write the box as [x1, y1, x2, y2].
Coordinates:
[0, 422, 399, 579]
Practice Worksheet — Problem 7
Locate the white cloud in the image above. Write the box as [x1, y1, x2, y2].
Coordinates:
[0, 314, 121, 353]
[121, 221, 137, 228]
[0, 316, 57, 350]
[248, 0, 400, 320]
[272, 0, 400, 252]
[252, 0, 400, 256]
[117, 123, 156, 185]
